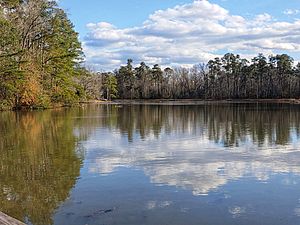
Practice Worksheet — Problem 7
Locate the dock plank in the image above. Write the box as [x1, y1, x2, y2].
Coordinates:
[0, 212, 25, 225]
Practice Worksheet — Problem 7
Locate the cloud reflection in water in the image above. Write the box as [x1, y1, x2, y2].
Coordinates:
[81, 104, 300, 196]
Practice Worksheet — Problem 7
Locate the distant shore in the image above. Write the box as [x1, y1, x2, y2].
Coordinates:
[2, 99, 300, 112]
[80, 99, 300, 105]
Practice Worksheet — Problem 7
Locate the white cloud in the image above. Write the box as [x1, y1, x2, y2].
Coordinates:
[83, 0, 300, 71]
[284, 9, 300, 15]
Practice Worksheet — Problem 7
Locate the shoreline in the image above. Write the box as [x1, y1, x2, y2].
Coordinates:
[82, 98, 300, 106]
[2, 99, 300, 112]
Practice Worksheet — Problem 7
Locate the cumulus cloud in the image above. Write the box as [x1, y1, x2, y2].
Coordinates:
[83, 0, 300, 71]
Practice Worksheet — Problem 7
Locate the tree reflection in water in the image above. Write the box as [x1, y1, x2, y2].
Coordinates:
[0, 110, 84, 225]
[1, 103, 300, 224]
[83, 103, 300, 195]
[93, 103, 300, 146]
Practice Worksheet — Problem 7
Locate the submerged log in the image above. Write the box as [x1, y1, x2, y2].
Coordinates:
[0, 212, 25, 225]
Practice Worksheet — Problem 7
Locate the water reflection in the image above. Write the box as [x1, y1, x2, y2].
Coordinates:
[83, 104, 300, 195]
[96, 104, 300, 146]
[0, 110, 84, 225]
[1, 103, 300, 225]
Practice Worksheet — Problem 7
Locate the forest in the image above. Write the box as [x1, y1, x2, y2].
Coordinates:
[0, 0, 84, 110]
[1, 1, 300, 110]
[84, 54, 300, 101]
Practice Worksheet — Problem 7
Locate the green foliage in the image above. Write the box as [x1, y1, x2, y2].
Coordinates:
[0, 0, 85, 109]
[0, 16, 23, 106]
[116, 59, 135, 99]
[103, 73, 118, 100]
[114, 54, 300, 100]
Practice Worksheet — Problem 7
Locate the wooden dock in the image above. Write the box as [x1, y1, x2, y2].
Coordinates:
[0, 212, 25, 225]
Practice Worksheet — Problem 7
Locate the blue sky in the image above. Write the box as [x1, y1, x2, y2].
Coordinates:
[58, 0, 300, 70]
[59, 0, 194, 35]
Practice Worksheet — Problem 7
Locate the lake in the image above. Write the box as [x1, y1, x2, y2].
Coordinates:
[1, 103, 300, 225]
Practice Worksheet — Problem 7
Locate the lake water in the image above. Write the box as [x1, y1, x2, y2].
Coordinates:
[1, 103, 300, 225]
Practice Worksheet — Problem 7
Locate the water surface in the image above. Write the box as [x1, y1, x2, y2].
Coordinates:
[1, 103, 300, 225]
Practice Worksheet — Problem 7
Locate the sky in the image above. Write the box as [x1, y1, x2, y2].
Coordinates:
[58, 0, 300, 71]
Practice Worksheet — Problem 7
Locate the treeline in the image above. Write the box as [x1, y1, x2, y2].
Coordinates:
[0, 0, 84, 110]
[84, 54, 300, 100]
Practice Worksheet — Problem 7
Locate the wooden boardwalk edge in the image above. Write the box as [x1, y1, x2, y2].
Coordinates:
[0, 212, 25, 225]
